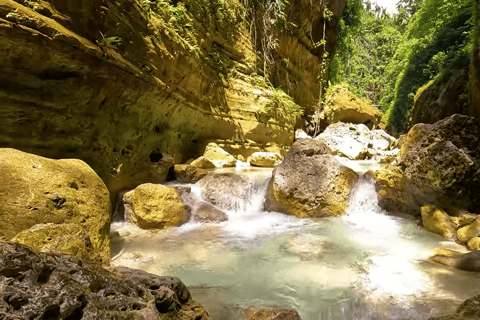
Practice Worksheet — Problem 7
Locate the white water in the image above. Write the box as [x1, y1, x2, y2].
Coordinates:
[111, 165, 480, 320]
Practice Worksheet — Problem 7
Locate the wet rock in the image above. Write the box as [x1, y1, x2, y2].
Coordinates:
[457, 218, 480, 243]
[191, 156, 217, 169]
[377, 149, 399, 164]
[322, 87, 381, 128]
[196, 173, 254, 211]
[265, 139, 358, 218]
[428, 294, 480, 320]
[11, 223, 98, 262]
[193, 202, 228, 223]
[243, 307, 302, 320]
[203, 143, 237, 168]
[468, 237, 480, 250]
[174, 164, 208, 183]
[0, 241, 210, 320]
[428, 249, 480, 272]
[421, 205, 457, 240]
[450, 213, 478, 229]
[123, 183, 190, 229]
[249, 152, 283, 167]
[0, 148, 111, 262]
[316, 123, 396, 160]
[374, 114, 480, 215]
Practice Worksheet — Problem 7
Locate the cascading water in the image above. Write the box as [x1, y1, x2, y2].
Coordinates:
[111, 165, 480, 320]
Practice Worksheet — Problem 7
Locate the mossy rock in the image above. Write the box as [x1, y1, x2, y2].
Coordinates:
[248, 152, 283, 167]
[11, 223, 100, 262]
[191, 156, 216, 169]
[203, 143, 237, 168]
[123, 183, 190, 229]
[0, 148, 111, 262]
[421, 204, 457, 240]
[457, 218, 480, 243]
[174, 164, 208, 183]
[265, 139, 359, 218]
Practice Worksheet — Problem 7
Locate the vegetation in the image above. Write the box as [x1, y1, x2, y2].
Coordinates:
[330, 0, 474, 132]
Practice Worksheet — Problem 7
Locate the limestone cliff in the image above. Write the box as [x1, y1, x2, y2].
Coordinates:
[0, 0, 344, 195]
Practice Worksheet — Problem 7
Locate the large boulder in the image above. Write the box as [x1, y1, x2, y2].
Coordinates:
[265, 139, 359, 218]
[0, 148, 111, 262]
[374, 114, 480, 215]
[0, 241, 210, 320]
[322, 87, 381, 128]
[248, 152, 283, 167]
[123, 183, 190, 229]
[196, 173, 255, 211]
[11, 223, 98, 262]
[316, 122, 396, 160]
[191, 156, 216, 169]
[193, 201, 228, 224]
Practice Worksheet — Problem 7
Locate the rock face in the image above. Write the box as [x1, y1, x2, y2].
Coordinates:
[196, 173, 254, 211]
[322, 88, 382, 128]
[0, 148, 111, 262]
[411, 62, 469, 126]
[11, 223, 97, 262]
[0, 0, 345, 196]
[265, 139, 358, 218]
[374, 114, 480, 215]
[249, 152, 283, 167]
[123, 183, 190, 229]
[316, 122, 396, 160]
[0, 241, 210, 320]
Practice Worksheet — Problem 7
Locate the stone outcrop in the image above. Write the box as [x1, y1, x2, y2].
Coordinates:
[123, 183, 190, 229]
[248, 152, 283, 167]
[374, 114, 480, 216]
[0, 241, 210, 320]
[265, 139, 358, 218]
[411, 61, 469, 126]
[0, 148, 111, 262]
[322, 87, 382, 128]
[0, 0, 345, 197]
[316, 122, 396, 160]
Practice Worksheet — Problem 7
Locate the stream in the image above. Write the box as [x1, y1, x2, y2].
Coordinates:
[111, 160, 480, 320]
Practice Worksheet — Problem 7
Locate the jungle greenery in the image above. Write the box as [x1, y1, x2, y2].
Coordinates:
[330, 0, 474, 131]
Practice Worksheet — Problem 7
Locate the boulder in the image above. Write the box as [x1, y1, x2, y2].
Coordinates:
[203, 143, 237, 168]
[420, 205, 457, 240]
[374, 114, 480, 215]
[191, 156, 216, 169]
[193, 201, 228, 223]
[243, 307, 302, 320]
[322, 87, 381, 128]
[0, 241, 210, 320]
[249, 152, 283, 167]
[295, 129, 311, 140]
[0, 148, 111, 262]
[316, 123, 396, 160]
[457, 218, 480, 243]
[196, 173, 254, 211]
[468, 237, 480, 250]
[123, 183, 190, 229]
[451, 213, 478, 229]
[174, 164, 208, 183]
[265, 139, 358, 218]
[428, 250, 480, 272]
[11, 223, 98, 262]
[428, 295, 480, 320]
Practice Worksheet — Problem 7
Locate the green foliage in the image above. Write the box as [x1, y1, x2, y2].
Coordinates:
[330, 0, 401, 106]
[99, 33, 123, 47]
[381, 0, 473, 131]
[256, 87, 303, 125]
[23, 0, 44, 11]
